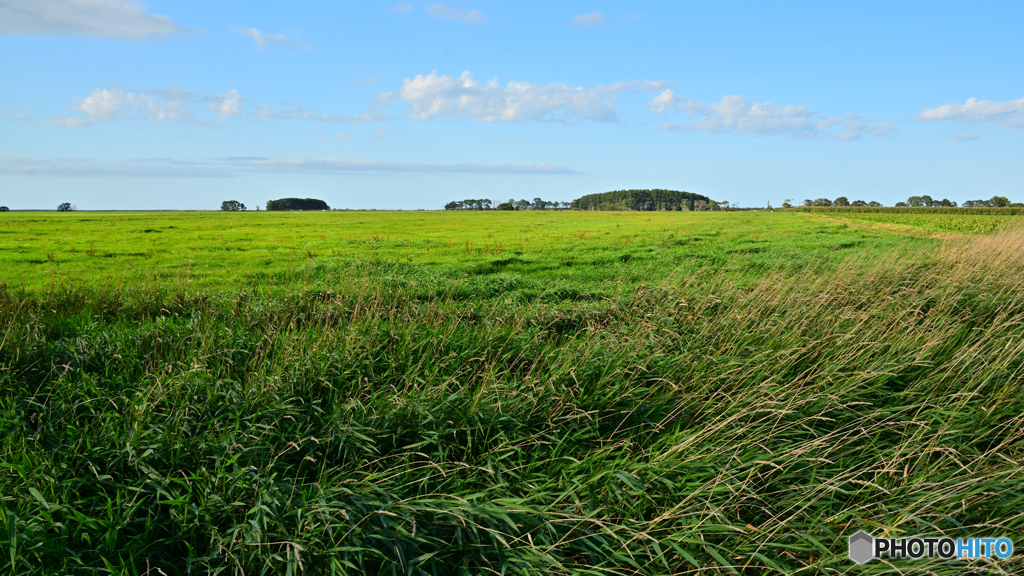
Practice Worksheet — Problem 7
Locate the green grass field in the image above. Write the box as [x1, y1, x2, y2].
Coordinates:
[1, 210, 930, 292]
[2, 210, 1023, 574]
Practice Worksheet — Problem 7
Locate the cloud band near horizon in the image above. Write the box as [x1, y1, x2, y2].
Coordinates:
[0, 156, 581, 177]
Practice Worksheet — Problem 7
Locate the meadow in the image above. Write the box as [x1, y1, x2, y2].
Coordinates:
[0, 210, 925, 292]
[791, 207, 1024, 235]
[1, 209, 1023, 574]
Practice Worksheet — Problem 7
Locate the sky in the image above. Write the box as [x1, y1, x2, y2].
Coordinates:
[1, 0, 1022, 210]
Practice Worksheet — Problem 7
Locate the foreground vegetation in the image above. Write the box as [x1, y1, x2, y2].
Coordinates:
[1, 210, 1023, 574]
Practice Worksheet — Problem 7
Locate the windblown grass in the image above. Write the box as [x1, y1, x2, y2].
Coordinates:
[0, 215, 1022, 574]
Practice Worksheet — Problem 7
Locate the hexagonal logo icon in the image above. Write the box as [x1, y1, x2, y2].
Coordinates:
[849, 530, 874, 564]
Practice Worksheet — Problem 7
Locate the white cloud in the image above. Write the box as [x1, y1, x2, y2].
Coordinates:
[379, 71, 667, 123]
[235, 27, 311, 50]
[0, 0, 192, 40]
[0, 156, 580, 177]
[249, 103, 388, 123]
[337, 132, 352, 140]
[651, 89, 890, 140]
[209, 89, 242, 120]
[0, 107, 30, 120]
[0, 156, 230, 177]
[918, 96, 1024, 132]
[73, 87, 193, 123]
[426, 3, 486, 24]
[390, 3, 413, 12]
[47, 87, 373, 127]
[230, 157, 578, 175]
[571, 13, 605, 27]
[834, 114, 894, 141]
[78, 88, 138, 121]
[46, 87, 248, 126]
[950, 133, 983, 142]
[918, 97, 1024, 122]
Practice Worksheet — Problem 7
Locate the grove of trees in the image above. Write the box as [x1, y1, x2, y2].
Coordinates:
[445, 199, 492, 210]
[0, 206, 8, 212]
[265, 198, 331, 211]
[802, 198, 881, 207]
[894, 195, 957, 207]
[221, 200, 247, 211]
[961, 196, 1020, 208]
[570, 189, 713, 211]
[444, 198, 570, 210]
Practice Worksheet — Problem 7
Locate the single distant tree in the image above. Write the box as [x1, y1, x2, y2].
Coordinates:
[895, 201, 909, 207]
[802, 199, 813, 207]
[221, 200, 246, 211]
[833, 196, 850, 206]
[851, 200, 867, 207]
[867, 201, 882, 207]
[781, 201, 792, 208]
[811, 198, 833, 207]
[496, 202, 514, 210]
[0, 206, 8, 212]
[990, 196, 1010, 208]
[56, 202, 74, 212]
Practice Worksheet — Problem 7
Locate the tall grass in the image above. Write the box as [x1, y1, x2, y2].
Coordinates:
[1, 227, 1023, 574]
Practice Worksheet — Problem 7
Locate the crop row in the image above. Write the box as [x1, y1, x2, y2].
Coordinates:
[790, 206, 1024, 215]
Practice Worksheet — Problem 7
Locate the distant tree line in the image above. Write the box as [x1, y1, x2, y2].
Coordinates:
[894, 195, 957, 207]
[960, 196, 1022, 208]
[570, 189, 715, 211]
[265, 198, 331, 211]
[796, 197, 882, 208]
[790, 194, 1021, 209]
[444, 198, 571, 211]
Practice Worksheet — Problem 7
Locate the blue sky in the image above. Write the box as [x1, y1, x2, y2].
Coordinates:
[1, 0, 1022, 210]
